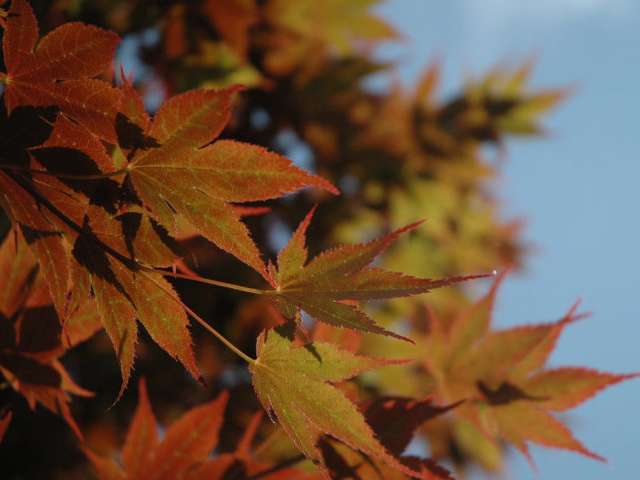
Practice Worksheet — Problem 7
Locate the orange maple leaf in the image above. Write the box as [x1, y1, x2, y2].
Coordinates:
[419, 273, 638, 465]
[1, 0, 122, 141]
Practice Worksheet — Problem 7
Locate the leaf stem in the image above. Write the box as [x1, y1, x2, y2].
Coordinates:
[141, 271, 257, 365]
[159, 270, 270, 295]
[0, 164, 129, 180]
[189, 305, 258, 365]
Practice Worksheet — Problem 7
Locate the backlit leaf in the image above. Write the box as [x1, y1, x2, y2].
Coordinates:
[2, 0, 38, 74]
[148, 391, 228, 480]
[250, 324, 425, 477]
[317, 397, 459, 479]
[86, 380, 232, 480]
[2, 0, 122, 141]
[121, 379, 158, 477]
[419, 274, 638, 466]
[522, 368, 639, 412]
[0, 229, 92, 437]
[271, 209, 486, 339]
[492, 402, 604, 462]
[0, 172, 70, 317]
[125, 87, 337, 280]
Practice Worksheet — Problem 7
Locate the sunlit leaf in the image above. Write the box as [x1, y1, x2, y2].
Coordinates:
[270, 209, 486, 339]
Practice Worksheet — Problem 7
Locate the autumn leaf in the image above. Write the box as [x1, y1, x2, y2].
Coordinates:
[0, 166, 72, 318]
[86, 379, 317, 480]
[318, 397, 459, 479]
[0, 121, 200, 398]
[250, 324, 436, 478]
[183, 410, 323, 480]
[265, 0, 397, 55]
[411, 61, 567, 160]
[260, 0, 397, 75]
[0, 0, 632, 478]
[521, 367, 638, 412]
[86, 379, 228, 480]
[478, 61, 569, 136]
[419, 274, 639, 466]
[203, 0, 258, 58]
[1, 0, 122, 141]
[0, 42, 337, 396]
[269, 208, 487, 339]
[121, 85, 338, 280]
[69, 204, 201, 398]
[0, 229, 94, 438]
[364, 397, 461, 460]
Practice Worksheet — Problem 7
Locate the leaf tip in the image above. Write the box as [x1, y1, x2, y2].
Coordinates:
[385, 329, 415, 344]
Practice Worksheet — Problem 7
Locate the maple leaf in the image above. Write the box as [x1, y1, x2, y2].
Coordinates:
[0, 229, 95, 438]
[474, 61, 569, 137]
[70, 205, 200, 398]
[86, 379, 228, 480]
[0, 99, 202, 400]
[268, 208, 487, 339]
[0, 61, 337, 396]
[0, 106, 71, 316]
[0, 110, 198, 399]
[411, 61, 567, 160]
[319, 397, 460, 479]
[419, 273, 639, 466]
[86, 379, 317, 480]
[183, 411, 323, 480]
[261, 0, 397, 75]
[203, 0, 258, 58]
[1, 0, 122, 141]
[265, 0, 397, 54]
[250, 324, 444, 478]
[119, 84, 338, 280]
[364, 397, 461, 461]
[265, 0, 398, 65]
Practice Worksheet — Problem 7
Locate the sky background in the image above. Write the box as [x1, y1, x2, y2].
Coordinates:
[376, 1, 639, 479]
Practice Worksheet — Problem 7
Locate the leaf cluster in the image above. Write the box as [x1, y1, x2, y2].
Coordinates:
[0, 1, 635, 479]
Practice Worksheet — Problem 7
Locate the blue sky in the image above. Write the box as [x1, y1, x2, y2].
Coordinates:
[377, 1, 640, 478]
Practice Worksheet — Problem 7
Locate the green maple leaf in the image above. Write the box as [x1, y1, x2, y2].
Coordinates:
[250, 324, 425, 477]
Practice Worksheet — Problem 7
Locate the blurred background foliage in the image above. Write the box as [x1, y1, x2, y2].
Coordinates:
[0, 0, 568, 478]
